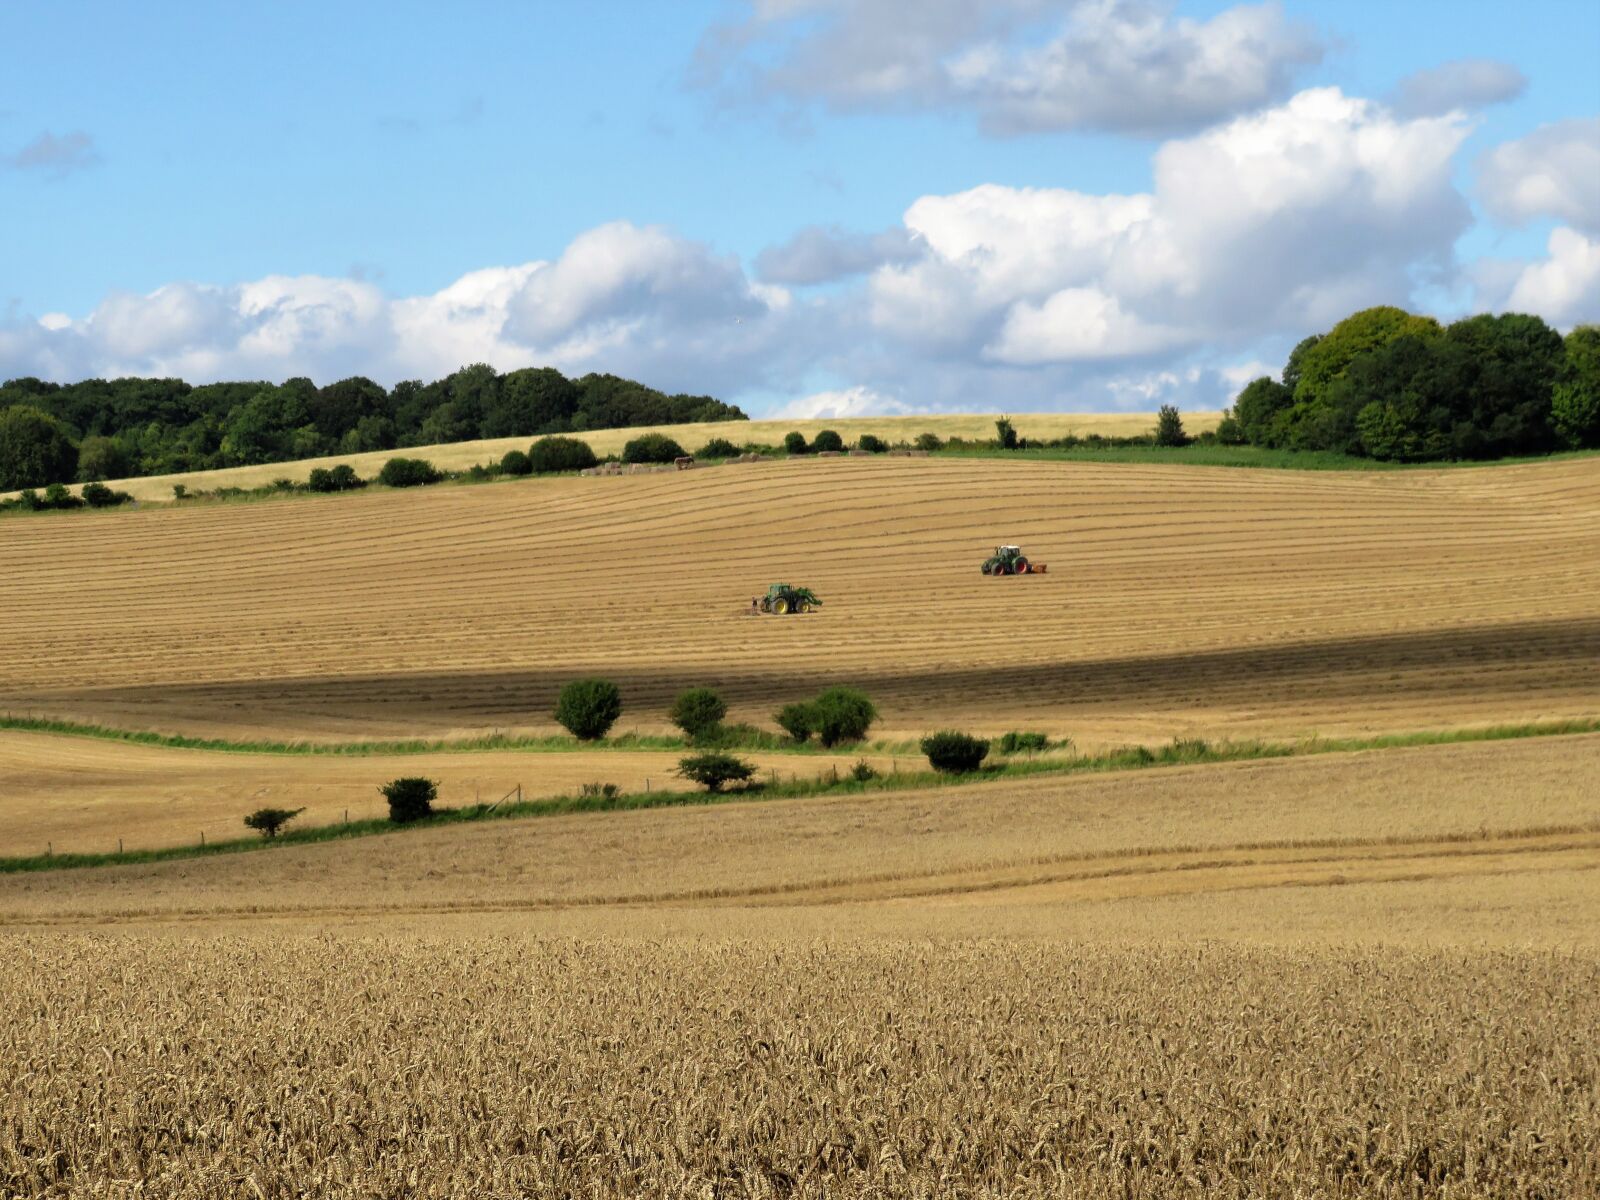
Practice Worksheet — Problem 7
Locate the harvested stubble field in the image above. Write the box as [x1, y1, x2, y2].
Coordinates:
[3, 737, 1599, 1197]
[0, 730, 895, 857]
[3, 456, 1597, 747]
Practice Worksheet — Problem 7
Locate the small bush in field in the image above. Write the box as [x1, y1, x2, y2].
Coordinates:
[622, 433, 687, 464]
[811, 687, 876, 747]
[676, 752, 756, 793]
[500, 450, 533, 476]
[243, 807, 305, 839]
[555, 679, 623, 741]
[378, 457, 443, 487]
[529, 436, 598, 474]
[856, 434, 888, 453]
[850, 760, 878, 782]
[811, 429, 844, 453]
[922, 731, 990, 773]
[784, 431, 809, 455]
[998, 731, 1050, 755]
[775, 702, 816, 743]
[670, 687, 728, 743]
[379, 778, 437, 823]
[697, 437, 741, 459]
[915, 432, 944, 453]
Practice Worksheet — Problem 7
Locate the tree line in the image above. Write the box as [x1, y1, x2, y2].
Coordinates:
[1219, 308, 1600, 461]
[0, 363, 746, 490]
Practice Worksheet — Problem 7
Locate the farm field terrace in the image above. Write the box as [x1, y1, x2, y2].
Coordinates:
[2, 454, 1596, 745]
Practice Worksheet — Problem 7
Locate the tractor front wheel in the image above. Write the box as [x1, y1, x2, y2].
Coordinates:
[1013, 558, 1029, 574]
[772, 597, 790, 614]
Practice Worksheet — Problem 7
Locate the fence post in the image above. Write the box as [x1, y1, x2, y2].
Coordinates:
[118, 838, 123, 854]
[645, 777, 650, 793]
[344, 809, 348, 825]
[200, 831, 205, 847]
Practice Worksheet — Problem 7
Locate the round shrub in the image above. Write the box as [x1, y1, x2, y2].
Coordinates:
[811, 429, 844, 453]
[500, 449, 533, 476]
[622, 433, 688, 464]
[377, 457, 443, 487]
[0, 405, 78, 491]
[811, 687, 877, 748]
[856, 434, 888, 453]
[529, 435, 598, 474]
[676, 752, 756, 793]
[670, 687, 727, 742]
[697, 437, 741, 459]
[914, 432, 944, 453]
[308, 464, 365, 493]
[783, 431, 809, 455]
[80, 481, 132, 508]
[997, 731, 1050, 755]
[243, 806, 304, 839]
[555, 678, 623, 741]
[921, 731, 990, 773]
[774, 702, 815, 743]
[380, 777, 437, 823]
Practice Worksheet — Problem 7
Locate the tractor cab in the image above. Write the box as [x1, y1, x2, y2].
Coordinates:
[756, 583, 822, 614]
[981, 544, 1045, 576]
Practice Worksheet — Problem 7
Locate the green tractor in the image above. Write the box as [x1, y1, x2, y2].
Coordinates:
[754, 583, 822, 614]
[980, 544, 1046, 576]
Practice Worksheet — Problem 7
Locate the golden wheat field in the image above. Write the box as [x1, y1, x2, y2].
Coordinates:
[18, 410, 1219, 503]
[4, 735, 1600, 1196]
[3, 456, 1597, 747]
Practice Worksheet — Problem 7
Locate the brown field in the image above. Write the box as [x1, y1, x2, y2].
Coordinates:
[3, 737, 1599, 1196]
[13, 409, 1218, 503]
[3, 456, 1597, 747]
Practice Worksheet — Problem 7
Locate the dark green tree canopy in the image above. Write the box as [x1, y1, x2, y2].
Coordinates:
[0, 365, 743, 487]
[0, 405, 78, 490]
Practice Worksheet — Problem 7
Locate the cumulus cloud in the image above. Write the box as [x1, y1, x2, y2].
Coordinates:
[1478, 118, 1600, 234]
[774, 385, 925, 418]
[868, 88, 1472, 368]
[1389, 59, 1526, 118]
[8, 129, 99, 175]
[1480, 227, 1600, 327]
[755, 226, 923, 285]
[694, 0, 1324, 136]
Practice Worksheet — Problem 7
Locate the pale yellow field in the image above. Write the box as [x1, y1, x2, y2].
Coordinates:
[3, 455, 1595, 745]
[0, 731, 898, 857]
[6, 733, 1595, 932]
[18, 410, 1218, 503]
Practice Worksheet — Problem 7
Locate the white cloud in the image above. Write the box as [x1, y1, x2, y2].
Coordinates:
[755, 225, 923, 285]
[867, 88, 1471, 367]
[774, 385, 925, 418]
[1389, 59, 1526, 118]
[1500, 227, 1600, 326]
[1478, 118, 1600, 234]
[695, 0, 1324, 136]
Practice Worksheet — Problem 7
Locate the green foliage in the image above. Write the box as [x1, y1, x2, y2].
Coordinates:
[915, 432, 944, 453]
[921, 730, 991, 773]
[621, 432, 688, 464]
[850, 759, 878, 782]
[811, 429, 844, 453]
[379, 777, 437, 823]
[377, 457, 443, 487]
[997, 731, 1050, 755]
[554, 679, 623, 741]
[995, 416, 1018, 450]
[774, 702, 816, 743]
[42, 482, 82, 510]
[580, 782, 621, 800]
[675, 752, 756, 793]
[669, 687, 728, 743]
[499, 449, 533, 476]
[1154, 405, 1189, 447]
[80, 481, 133, 508]
[1214, 415, 1247, 445]
[783, 430, 809, 455]
[856, 434, 888, 453]
[811, 687, 877, 747]
[75, 435, 133, 482]
[307, 464, 366, 493]
[1230, 377, 1294, 447]
[1293, 307, 1442, 408]
[529, 435, 598, 473]
[0, 367, 744, 487]
[697, 437, 741, 458]
[1552, 326, 1600, 449]
[243, 806, 304, 839]
[0, 405, 78, 490]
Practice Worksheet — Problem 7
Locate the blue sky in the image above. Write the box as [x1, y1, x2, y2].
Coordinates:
[2, 0, 1597, 415]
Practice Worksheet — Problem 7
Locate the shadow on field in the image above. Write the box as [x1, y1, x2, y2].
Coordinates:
[12, 617, 1600, 737]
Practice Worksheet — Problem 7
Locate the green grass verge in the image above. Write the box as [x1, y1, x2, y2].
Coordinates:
[938, 443, 1600, 471]
[0, 714, 920, 758]
[6, 717, 1596, 876]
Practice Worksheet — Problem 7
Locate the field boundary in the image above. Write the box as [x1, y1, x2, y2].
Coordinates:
[5, 718, 1597, 876]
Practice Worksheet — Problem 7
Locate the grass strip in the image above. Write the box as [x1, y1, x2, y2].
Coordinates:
[0, 714, 920, 758]
[5, 717, 1597, 875]
[938, 443, 1600, 471]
